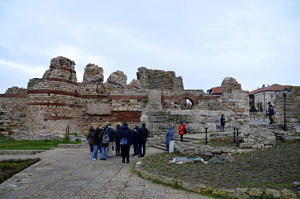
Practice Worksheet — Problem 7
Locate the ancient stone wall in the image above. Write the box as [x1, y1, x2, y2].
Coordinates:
[143, 77, 249, 135]
[0, 56, 250, 139]
[79, 90, 148, 133]
[137, 67, 183, 90]
[0, 88, 28, 140]
[219, 77, 250, 133]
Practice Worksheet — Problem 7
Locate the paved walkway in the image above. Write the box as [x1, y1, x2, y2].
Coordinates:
[0, 146, 211, 199]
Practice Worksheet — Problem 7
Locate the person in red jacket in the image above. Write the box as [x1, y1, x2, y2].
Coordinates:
[178, 121, 186, 142]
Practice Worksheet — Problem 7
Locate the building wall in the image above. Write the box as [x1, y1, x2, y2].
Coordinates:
[253, 91, 277, 113]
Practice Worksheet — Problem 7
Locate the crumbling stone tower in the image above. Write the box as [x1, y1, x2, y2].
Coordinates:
[26, 57, 81, 139]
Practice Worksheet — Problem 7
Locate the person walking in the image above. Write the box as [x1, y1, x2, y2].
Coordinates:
[165, 126, 174, 152]
[87, 126, 94, 153]
[267, 102, 275, 124]
[119, 122, 132, 163]
[115, 124, 121, 156]
[138, 123, 149, 157]
[220, 114, 226, 132]
[132, 125, 139, 156]
[91, 126, 100, 160]
[99, 126, 109, 160]
[107, 124, 115, 158]
[178, 121, 186, 142]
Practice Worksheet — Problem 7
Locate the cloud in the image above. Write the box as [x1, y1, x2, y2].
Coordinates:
[0, 58, 46, 76]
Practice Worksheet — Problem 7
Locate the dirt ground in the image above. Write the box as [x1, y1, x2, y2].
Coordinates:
[141, 141, 300, 190]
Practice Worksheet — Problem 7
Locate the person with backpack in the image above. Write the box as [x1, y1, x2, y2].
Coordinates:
[115, 124, 121, 156]
[106, 124, 115, 158]
[138, 123, 149, 157]
[132, 125, 139, 156]
[99, 125, 109, 160]
[87, 126, 94, 153]
[91, 126, 100, 160]
[178, 121, 186, 142]
[119, 122, 132, 163]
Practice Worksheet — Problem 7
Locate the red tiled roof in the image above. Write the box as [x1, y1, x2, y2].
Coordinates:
[211, 86, 223, 94]
[249, 84, 284, 95]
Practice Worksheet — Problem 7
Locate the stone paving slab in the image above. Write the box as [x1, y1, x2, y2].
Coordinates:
[0, 146, 212, 199]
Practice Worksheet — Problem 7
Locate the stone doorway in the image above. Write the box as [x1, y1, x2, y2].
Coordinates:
[181, 98, 193, 109]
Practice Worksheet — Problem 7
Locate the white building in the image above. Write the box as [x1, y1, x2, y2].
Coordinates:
[249, 84, 284, 113]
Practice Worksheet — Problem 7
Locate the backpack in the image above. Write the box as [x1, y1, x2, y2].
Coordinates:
[184, 127, 188, 134]
[102, 132, 110, 144]
[120, 138, 128, 145]
[87, 131, 93, 144]
[269, 106, 274, 116]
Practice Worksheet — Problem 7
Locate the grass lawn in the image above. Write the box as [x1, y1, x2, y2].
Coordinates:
[0, 158, 40, 184]
[141, 141, 300, 190]
[0, 134, 81, 150]
[194, 137, 237, 148]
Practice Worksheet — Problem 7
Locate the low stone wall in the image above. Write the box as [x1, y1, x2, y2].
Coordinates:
[174, 142, 255, 157]
[249, 123, 300, 143]
[0, 150, 45, 155]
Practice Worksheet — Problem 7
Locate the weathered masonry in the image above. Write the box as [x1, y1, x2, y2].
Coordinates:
[0, 56, 249, 140]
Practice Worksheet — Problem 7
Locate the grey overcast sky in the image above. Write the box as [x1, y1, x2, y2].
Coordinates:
[0, 0, 300, 93]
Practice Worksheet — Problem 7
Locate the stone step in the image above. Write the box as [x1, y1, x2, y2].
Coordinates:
[173, 137, 197, 143]
[174, 135, 205, 142]
[209, 131, 234, 138]
[150, 144, 167, 151]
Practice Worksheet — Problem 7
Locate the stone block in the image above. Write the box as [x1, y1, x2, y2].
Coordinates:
[83, 64, 104, 84]
[265, 188, 281, 198]
[248, 188, 263, 197]
[107, 70, 127, 88]
[281, 189, 298, 199]
[232, 188, 249, 199]
[85, 103, 111, 115]
[211, 148, 222, 154]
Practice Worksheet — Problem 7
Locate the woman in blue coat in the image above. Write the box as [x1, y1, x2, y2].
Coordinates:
[165, 127, 174, 151]
[119, 122, 133, 163]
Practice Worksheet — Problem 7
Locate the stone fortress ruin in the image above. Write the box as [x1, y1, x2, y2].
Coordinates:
[0, 56, 250, 140]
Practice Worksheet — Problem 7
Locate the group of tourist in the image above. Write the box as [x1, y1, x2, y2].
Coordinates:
[87, 116, 238, 161]
[87, 122, 149, 163]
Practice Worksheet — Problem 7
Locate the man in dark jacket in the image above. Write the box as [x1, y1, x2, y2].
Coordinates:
[132, 125, 139, 156]
[138, 123, 149, 157]
[106, 124, 115, 158]
[220, 114, 225, 132]
[267, 102, 275, 124]
[119, 122, 133, 163]
[87, 126, 94, 153]
[91, 125, 101, 160]
[115, 124, 121, 156]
